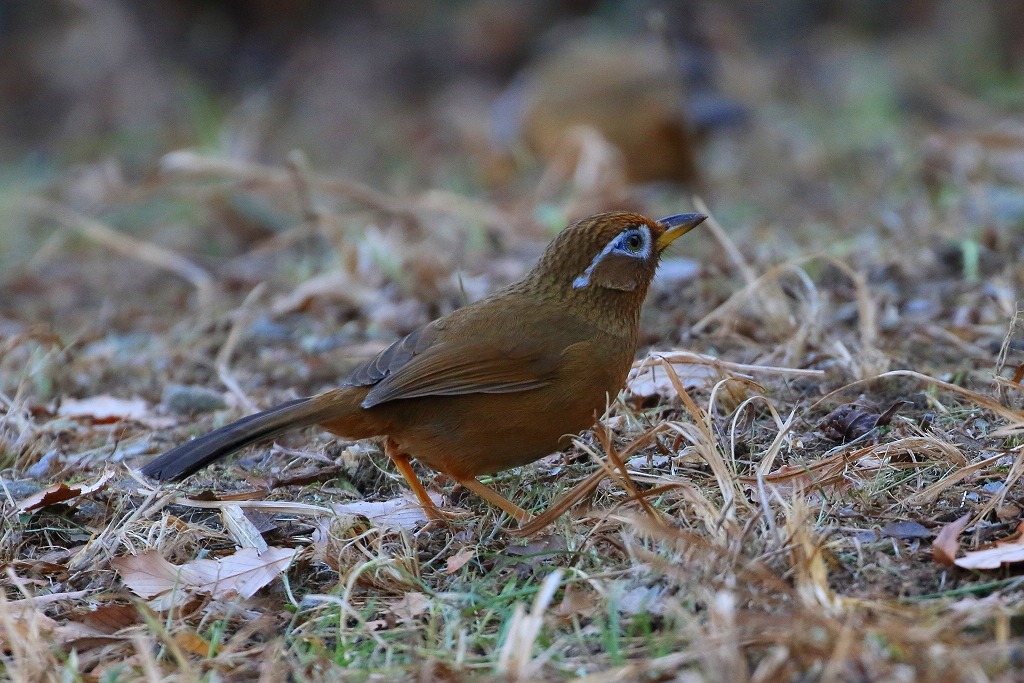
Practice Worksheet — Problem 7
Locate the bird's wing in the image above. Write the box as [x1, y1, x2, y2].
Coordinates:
[344, 312, 576, 409]
[344, 321, 441, 389]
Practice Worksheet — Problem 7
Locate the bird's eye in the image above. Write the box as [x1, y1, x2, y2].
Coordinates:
[624, 232, 644, 252]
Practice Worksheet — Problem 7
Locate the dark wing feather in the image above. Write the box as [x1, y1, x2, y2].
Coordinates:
[343, 316, 567, 409]
[344, 322, 440, 387]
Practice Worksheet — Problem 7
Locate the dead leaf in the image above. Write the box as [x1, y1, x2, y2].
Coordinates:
[15, 470, 115, 513]
[818, 401, 908, 442]
[880, 520, 932, 540]
[954, 523, 1024, 570]
[0, 606, 59, 649]
[56, 394, 175, 428]
[77, 603, 141, 634]
[329, 493, 447, 531]
[1012, 363, 1024, 386]
[627, 362, 718, 400]
[112, 547, 297, 610]
[58, 395, 150, 423]
[932, 514, 970, 566]
[554, 585, 599, 620]
[391, 592, 431, 624]
[618, 585, 667, 616]
[174, 629, 212, 657]
[445, 546, 475, 574]
[501, 535, 570, 576]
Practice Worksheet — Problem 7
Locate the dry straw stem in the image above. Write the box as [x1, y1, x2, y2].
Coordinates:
[573, 651, 701, 683]
[160, 150, 510, 230]
[688, 202, 792, 337]
[871, 434, 968, 468]
[625, 513, 794, 603]
[635, 350, 826, 379]
[814, 369, 1024, 426]
[509, 467, 606, 537]
[0, 590, 64, 681]
[694, 195, 758, 287]
[785, 497, 838, 612]
[158, 496, 334, 518]
[513, 405, 670, 537]
[21, 197, 217, 310]
[495, 568, 563, 681]
[968, 446, 1024, 523]
[689, 253, 881, 375]
[618, 504, 1007, 680]
[591, 423, 663, 522]
[214, 282, 267, 413]
[66, 481, 174, 574]
[706, 590, 750, 683]
[906, 452, 1005, 506]
[657, 358, 748, 529]
[710, 381, 796, 479]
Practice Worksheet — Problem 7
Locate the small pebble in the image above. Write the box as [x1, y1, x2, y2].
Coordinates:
[981, 481, 1006, 494]
[162, 384, 227, 414]
[246, 317, 292, 342]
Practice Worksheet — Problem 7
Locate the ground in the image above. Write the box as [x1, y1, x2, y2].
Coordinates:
[1, 4, 1024, 682]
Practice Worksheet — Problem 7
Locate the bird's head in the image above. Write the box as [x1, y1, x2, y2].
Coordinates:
[532, 211, 706, 297]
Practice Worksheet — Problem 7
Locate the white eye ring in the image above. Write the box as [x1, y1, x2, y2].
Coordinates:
[614, 228, 650, 257]
[573, 225, 651, 289]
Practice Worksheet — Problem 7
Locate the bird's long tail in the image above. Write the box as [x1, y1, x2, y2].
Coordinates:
[141, 393, 350, 481]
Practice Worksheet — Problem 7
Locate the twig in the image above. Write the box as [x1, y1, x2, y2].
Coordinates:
[638, 350, 826, 378]
[694, 195, 757, 287]
[215, 283, 267, 412]
[23, 197, 217, 310]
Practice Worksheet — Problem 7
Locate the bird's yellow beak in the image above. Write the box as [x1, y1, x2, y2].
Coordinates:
[656, 212, 707, 251]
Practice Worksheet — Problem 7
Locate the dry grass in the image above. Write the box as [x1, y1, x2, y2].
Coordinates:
[3, 25, 1024, 681]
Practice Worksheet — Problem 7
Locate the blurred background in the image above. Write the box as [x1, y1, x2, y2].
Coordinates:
[4, 1, 1022, 196]
[0, 0, 1022, 357]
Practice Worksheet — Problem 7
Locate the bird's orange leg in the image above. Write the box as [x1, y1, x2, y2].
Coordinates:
[452, 476, 532, 525]
[384, 439, 448, 522]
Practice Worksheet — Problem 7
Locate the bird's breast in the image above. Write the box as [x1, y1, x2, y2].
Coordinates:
[379, 338, 635, 479]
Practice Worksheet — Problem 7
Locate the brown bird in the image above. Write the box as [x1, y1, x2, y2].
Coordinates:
[141, 211, 705, 527]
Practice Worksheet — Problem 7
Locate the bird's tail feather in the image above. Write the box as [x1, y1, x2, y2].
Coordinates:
[141, 395, 337, 481]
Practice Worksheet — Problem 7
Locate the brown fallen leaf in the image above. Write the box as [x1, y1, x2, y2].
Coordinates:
[0, 591, 111, 651]
[932, 514, 971, 567]
[954, 523, 1024, 570]
[880, 520, 932, 540]
[554, 585, 599, 621]
[391, 592, 431, 625]
[1012, 363, 1024, 386]
[174, 629, 213, 657]
[445, 546, 476, 574]
[111, 547, 297, 610]
[501, 534, 570, 576]
[16, 470, 116, 513]
[0, 601, 58, 645]
[818, 400, 908, 442]
[77, 603, 142, 634]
